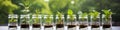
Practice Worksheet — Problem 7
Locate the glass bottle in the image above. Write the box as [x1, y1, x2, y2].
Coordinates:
[20, 15, 30, 30]
[91, 14, 100, 30]
[67, 15, 77, 30]
[44, 15, 53, 30]
[32, 14, 41, 30]
[79, 13, 88, 30]
[56, 15, 64, 30]
[8, 14, 18, 30]
[102, 14, 112, 30]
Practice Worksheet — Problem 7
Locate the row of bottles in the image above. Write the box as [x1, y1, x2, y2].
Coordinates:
[8, 14, 112, 30]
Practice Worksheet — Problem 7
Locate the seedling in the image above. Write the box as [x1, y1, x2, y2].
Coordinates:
[102, 9, 112, 21]
[67, 9, 74, 21]
[90, 10, 99, 21]
[81, 12, 87, 21]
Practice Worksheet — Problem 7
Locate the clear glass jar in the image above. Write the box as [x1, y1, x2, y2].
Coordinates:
[32, 15, 41, 30]
[8, 14, 18, 30]
[44, 15, 53, 30]
[91, 15, 100, 30]
[79, 14, 88, 30]
[20, 15, 30, 30]
[56, 15, 64, 30]
[102, 14, 112, 30]
[67, 15, 77, 30]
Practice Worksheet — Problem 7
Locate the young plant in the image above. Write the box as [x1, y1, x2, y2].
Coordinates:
[45, 15, 52, 24]
[9, 18, 17, 23]
[57, 12, 63, 24]
[20, 0, 33, 13]
[33, 9, 40, 24]
[81, 12, 87, 21]
[90, 10, 99, 21]
[89, 10, 100, 28]
[34, 16, 39, 24]
[102, 9, 112, 21]
[22, 17, 28, 24]
[67, 9, 74, 21]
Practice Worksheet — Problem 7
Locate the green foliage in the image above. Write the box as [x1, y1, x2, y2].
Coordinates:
[34, 17, 39, 24]
[20, 0, 34, 7]
[57, 12, 62, 19]
[45, 15, 52, 24]
[35, 9, 40, 14]
[67, 9, 74, 21]
[22, 17, 30, 24]
[29, 2, 43, 13]
[93, 10, 99, 19]
[0, 0, 18, 14]
[102, 9, 112, 21]
[81, 12, 87, 21]
[33, 9, 40, 24]
[9, 18, 17, 23]
[49, 0, 69, 14]
[32, 0, 53, 15]
[90, 10, 99, 20]
[68, 0, 87, 13]
[0, 0, 119, 24]
[41, 8, 52, 15]
[49, 0, 68, 9]
[102, 9, 112, 17]
[67, 9, 73, 15]
[0, 0, 18, 24]
[22, 17, 27, 23]
[57, 11, 63, 23]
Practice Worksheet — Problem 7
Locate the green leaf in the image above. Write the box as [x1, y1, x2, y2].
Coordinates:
[93, 10, 99, 20]
[57, 12, 62, 19]
[57, 11, 63, 23]
[67, 9, 74, 21]
[102, 9, 112, 21]
[81, 12, 87, 21]
[45, 15, 52, 24]
[102, 9, 112, 16]
[67, 9, 73, 15]
[33, 16, 39, 24]
[9, 18, 17, 23]
[90, 10, 99, 20]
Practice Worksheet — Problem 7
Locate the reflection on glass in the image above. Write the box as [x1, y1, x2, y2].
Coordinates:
[67, 15, 76, 30]
[79, 13, 88, 30]
[44, 15, 53, 30]
[32, 15, 41, 30]
[20, 15, 30, 30]
[8, 14, 18, 30]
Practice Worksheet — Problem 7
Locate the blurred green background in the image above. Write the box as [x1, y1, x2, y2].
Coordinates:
[0, 0, 120, 26]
